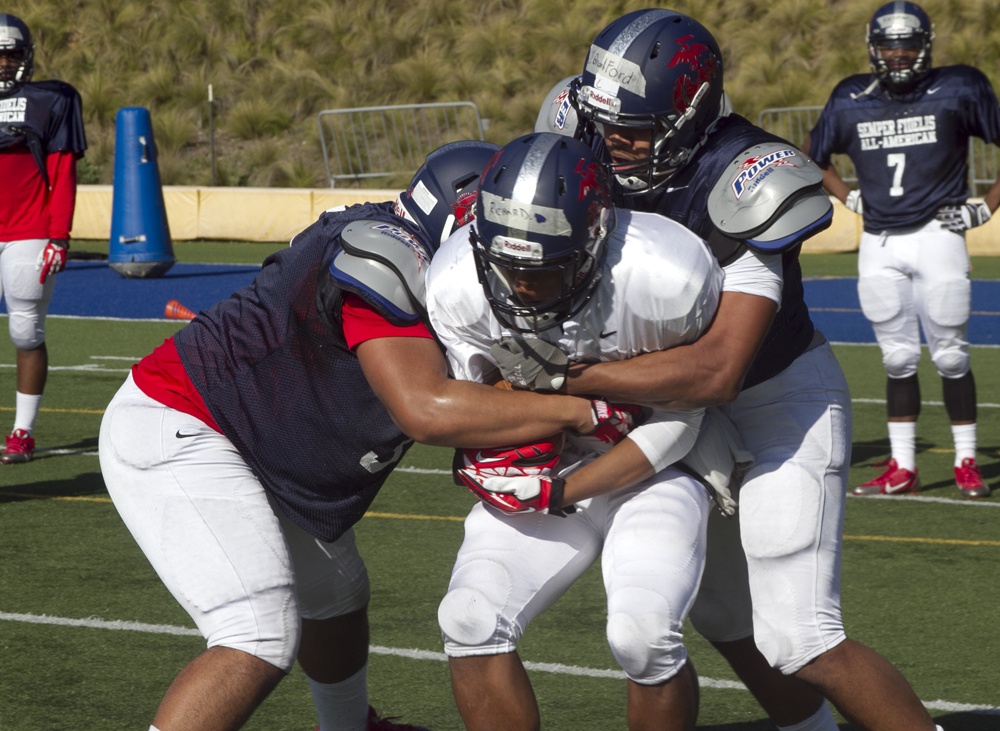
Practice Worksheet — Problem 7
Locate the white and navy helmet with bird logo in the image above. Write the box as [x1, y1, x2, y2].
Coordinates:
[471, 133, 616, 333]
[572, 9, 725, 194]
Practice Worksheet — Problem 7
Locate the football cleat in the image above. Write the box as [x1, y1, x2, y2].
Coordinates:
[1, 429, 35, 464]
[954, 458, 990, 499]
[853, 459, 919, 496]
[315, 706, 430, 731]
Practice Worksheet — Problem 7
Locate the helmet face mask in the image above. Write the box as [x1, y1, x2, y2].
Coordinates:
[0, 14, 33, 95]
[867, 1, 933, 94]
[572, 9, 724, 194]
[395, 140, 500, 251]
[471, 133, 615, 334]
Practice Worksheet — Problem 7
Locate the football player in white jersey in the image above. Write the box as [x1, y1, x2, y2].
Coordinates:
[426, 133, 728, 730]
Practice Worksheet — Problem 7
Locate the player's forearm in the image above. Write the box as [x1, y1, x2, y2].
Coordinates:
[561, 438, 655, 504]
[45, 152, 78, 239]
[403, 380, 595, 448]
[565, 292, 772, 409]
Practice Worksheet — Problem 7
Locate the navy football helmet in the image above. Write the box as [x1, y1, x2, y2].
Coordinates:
[868, 1, 933, 95]
[0, 14, 33, 95]
[471, 133, 615, 333]
[572, 9, 725, 194]
[395, 140, 500, 252]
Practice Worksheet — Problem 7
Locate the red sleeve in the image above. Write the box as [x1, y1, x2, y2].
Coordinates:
[341, 293, 434, 350]
[45, 151, 77, 240]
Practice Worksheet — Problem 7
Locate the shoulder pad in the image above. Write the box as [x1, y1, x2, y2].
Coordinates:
[707, 142, 833, 253]
[330, 220, 432, 324]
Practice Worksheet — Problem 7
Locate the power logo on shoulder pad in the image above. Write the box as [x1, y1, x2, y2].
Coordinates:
[730, 149, 797, 199]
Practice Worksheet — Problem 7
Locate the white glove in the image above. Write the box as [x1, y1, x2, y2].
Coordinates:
[936, 202, 992, 233]
[678, 408, 753, 517]
[844, 189, 863, 214]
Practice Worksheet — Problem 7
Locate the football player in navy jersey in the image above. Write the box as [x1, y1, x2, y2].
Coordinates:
[511, 8, 947, 731]
[805, 0, 1000, 499]
[98, 141, 634, 731]
[0, 13, 86, 464]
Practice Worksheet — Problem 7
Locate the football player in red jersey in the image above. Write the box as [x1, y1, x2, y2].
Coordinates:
[0, 13, 86, 464]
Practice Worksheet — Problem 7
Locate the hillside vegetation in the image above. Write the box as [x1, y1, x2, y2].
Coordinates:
[20, 0, 1000, 188]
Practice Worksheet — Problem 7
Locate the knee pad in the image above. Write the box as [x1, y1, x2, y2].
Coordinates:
[881, 343, 920, 379]
[8, 311, 44, 350]
[438, 558, 519, 655]
[931, 346, 969, 380]
[280, 521, 370, 621]
[438, 586, 511, 655]
[606, 588, 687, 683]
[857, 275, 902, 324]
[740, 464, 844, 673]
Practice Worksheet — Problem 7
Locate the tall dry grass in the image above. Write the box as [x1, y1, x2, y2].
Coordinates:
[20, 0, 1000, 187]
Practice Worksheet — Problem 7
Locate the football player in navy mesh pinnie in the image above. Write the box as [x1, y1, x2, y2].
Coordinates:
[0, 13, 86, 464]
[99, 141, 633, 731]
[805, 0, 1000, 499]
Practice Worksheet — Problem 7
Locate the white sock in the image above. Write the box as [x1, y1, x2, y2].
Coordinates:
[777, 701, 838, 731]
[951, 423, 977, 466]
[888, 421, 917, 472]
[13, 391, 43, 434]
[308, 663, 369, 731]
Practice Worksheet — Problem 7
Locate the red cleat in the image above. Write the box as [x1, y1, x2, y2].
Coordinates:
[954, 458, 990, 499]
[853, 459, 919, 495]
[1, 429, 35, 464]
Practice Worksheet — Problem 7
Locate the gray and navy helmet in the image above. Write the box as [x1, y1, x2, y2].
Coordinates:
[573, 9, 725, 194]
[868, 1, 933, 95]
[0, 14, 33, 95]
[471, 133, 615, 334]
[394, 140, 501, 252]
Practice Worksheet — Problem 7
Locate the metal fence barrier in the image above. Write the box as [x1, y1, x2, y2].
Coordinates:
[317, 102, 486, 188]
[758, 105, 999, 197]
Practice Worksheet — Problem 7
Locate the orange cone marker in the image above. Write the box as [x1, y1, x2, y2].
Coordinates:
[164, 299, 197, 320]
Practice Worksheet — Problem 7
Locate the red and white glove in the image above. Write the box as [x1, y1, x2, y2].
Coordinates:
[457, 437, 562, 478]
[455, 469, 569, 516]
[574, 399, 648, 450]
[37, 239, 69, 284]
